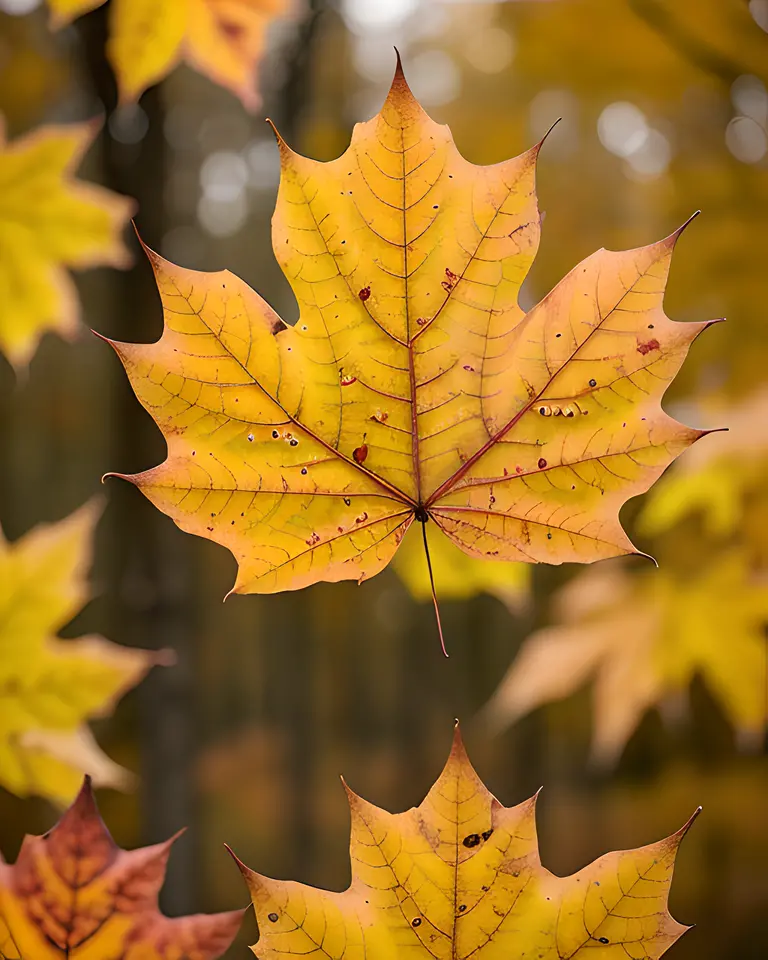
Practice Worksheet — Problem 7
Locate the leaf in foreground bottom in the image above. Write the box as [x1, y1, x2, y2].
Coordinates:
[104, 58, 717, 601]
[0, 777, 243, 959]
[232, 725, 697, 960]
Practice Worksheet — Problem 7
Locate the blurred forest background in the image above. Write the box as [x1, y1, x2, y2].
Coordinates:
[0, 0, 766, 957]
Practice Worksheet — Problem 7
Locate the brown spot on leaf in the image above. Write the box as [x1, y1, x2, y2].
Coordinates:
[538, 458, 547, 469]
[358, 286, 371, 302]
[353, 444, 368, 465]
[637, 338, 660, 355]
[462, 834, 481, 848]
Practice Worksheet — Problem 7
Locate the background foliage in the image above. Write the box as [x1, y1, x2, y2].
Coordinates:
[0, 0, 765, 957]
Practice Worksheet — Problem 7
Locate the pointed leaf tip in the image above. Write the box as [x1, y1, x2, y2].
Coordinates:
[666, 210, 701, 245]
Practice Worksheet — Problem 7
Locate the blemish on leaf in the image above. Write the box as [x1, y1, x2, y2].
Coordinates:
[343, 497, 351, 506]
[271, 429, 279, 439]
[340, 370, 357, 386]
[598, 938, 609, 944]
[538, 458, 547, 469]
[412, 918, 422, 928]
[289, 438, 299, 447]
[355, 512, 368, 524]
[637, 338, 660, 355]
[458, 904, 467, 912]
[247, 433, 254, 442]
[301, 467, 308, 475]
[589, 378, 597, 387]
[358, 286, 371, 302]
[353, 444, 368, 465]
[371, 409, 388, 423]
[416, 316, 427, 326]
[482, 829, 493, 841]
[539, 405, 551, 416]
[268, 913, 279, 923]
[463, 364, 475, 372]
[462, 834, 481, 848]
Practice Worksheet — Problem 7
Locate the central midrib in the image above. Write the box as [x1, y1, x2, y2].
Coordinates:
[403, 119, 423, 506]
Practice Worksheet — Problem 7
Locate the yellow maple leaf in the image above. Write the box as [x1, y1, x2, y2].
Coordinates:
[104, 61, 715, 629]
[0, 117, 133, 370]
[48, 0, 289, 110]
[639, 388, 768, 538]
[231, 724, 697, 960]
[0, 502, 169, 804]
[484, 554, 768, 764]
[0, 777, 243, 958]
[0, 918, 19, 960]
[392, 523, 530, 610]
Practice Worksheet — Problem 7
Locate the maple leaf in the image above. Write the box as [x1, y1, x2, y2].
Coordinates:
[0, 116, 133, 370]
[0, 776, 243, 959]
[392, 524, 530, 611]
[230, 724, 697, 960]
[104, 60, 715, 650]
[484, 554, 768, 763]
[48, 0, 289, 111]
[0, 501, 169, 804]
[638, 388, 768, 539]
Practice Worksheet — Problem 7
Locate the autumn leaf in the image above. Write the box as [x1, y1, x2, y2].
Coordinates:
[48, 0, 290, 110]
[0, 776, 243, 959]
[104, 60, 715, 634]
[392, 523, 530, 611]
[639, 388, 768, 539]
[0, 116, 133, 369]
[231, 724, 697, 960]
[0, 501, 169, 804]
[0, 918, 19, 960]
[484, 554, 768, 764]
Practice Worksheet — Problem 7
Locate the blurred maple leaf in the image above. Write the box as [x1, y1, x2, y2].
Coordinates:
[639, 388, 768, 538]
[485, 554, 768, 764]
[231, 724, 698, 960]
[0, 501, 170, 804]
[0, 777, 243, 958]
[0, 117, 133, 370]
[392, 523, 530, 611]
[48, 0, 290, 110]
[104, 61, 715, 652]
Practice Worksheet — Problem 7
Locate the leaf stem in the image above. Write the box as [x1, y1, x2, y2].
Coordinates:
[420, 518, 448, 657]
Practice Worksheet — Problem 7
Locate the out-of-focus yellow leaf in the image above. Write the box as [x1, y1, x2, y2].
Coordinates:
[0, 777, 243, 958]
[48, 0, 290, 110]
[0, 502, 169, 804]
[105, 63, 713, 608]
[0, 917, 19, 960]
[393, 522, 530, 609]
[485, 554, 768, 764]
[0, 117, 133, 370]
[233, 724, 697, 960]
[639, 388, 768, 537]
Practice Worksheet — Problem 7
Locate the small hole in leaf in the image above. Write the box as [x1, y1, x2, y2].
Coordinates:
[301, 467, 308, 475]
[412, 918, 422, 927]
[458, 905, 467, 913]
[598, 938, 609, 944]
[268, 913, 279, 923]
[589, 379, 597, 387]
[272, 430, 279, 438]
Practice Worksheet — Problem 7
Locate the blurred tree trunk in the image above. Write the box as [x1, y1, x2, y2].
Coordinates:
[77, 9, 197, 915]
